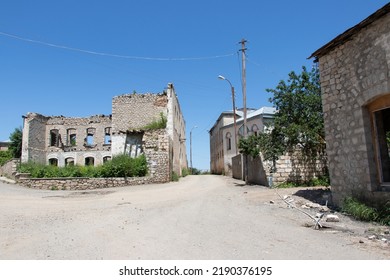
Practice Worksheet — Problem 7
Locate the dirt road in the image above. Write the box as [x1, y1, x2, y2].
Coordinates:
[0, 175, 389, 259]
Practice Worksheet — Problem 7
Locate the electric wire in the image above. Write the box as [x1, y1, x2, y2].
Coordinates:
[0, 31, 234, 61]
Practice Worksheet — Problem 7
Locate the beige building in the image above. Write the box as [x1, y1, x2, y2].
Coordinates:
[21, 83, 187, 182]
[310, 3, 390, 206]
[209, 107, 275, 175]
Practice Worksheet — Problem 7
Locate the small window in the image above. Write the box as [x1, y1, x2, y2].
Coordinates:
[50, 129, 60, 147]
[85, 157, 94, 166]
[49, 158, 58, 166]
[226, 132, 232, 151]
[67, 129, 77, 146]
[104, 127, 111, 145]
[103, 156, 111, 163]
[65, 157, 75, 166]
[252, 124, 259, 136]
[85, 128, 95, 146]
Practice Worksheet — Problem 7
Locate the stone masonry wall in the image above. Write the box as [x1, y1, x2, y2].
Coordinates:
[22, 113, 48, 164]
[0, 159, 19, 179]
[265, 152, 327, 186]
[22, 113, 112, 166]
[112, 93, 168, 133]
[45, 114, 112, 166]
[318, 13, 390, 206]
[17, 176, 154, 190]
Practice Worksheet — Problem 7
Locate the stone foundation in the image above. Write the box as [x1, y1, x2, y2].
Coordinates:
[17, 176, 159, 190]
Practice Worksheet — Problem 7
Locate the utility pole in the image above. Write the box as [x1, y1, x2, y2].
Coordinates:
[240, 39, 247, 139]
[239, 38, 248, 184]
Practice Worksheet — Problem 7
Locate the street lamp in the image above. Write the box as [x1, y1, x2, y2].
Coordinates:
[218, 75, 238, 155]
[190, 125, 198, 174]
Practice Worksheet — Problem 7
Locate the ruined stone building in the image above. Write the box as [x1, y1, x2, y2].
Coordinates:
[21, 83, 187, 182]
[310, 3, 390, 206]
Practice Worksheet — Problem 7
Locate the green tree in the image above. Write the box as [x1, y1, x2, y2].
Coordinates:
[9, 127, 23, 158]
[267, 66, 325, 158]
[239, 66, 325, 163]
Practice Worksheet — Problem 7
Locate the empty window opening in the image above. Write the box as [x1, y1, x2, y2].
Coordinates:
[67, 129, 77, 146]
[85, 157, 94, 166]
[85, 128, 95, 146]
[125, 132, 143, 158]
[104, 127, 111, 145]
[103, 156, 111, 163]
[65, 157, 75, 166]
[50, 129, 60, 147]
[374, 108, 390, 183]
[49, 158, 58, 166]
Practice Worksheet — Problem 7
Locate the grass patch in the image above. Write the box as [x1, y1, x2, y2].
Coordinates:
[18, 154, 148, 178]
[275, 175, 330, 188]
[142, 113, 167, 130]
[342, 197, 390, 226]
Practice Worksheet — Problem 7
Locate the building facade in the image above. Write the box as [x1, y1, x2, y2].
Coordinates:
[21, 83, 187, 182]
[209, 107, 274, 175]
[310, 3, 390, 206]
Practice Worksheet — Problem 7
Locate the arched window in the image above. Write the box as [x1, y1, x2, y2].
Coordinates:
[238, 125, 249, 136]
[252, 124, 259, 136]
[226, 132, 232, 151]
[103, 156, 111, 163]
[65, 157, 75, 166]
[49, 158, 58, 166]
[85, 157, 94, 166]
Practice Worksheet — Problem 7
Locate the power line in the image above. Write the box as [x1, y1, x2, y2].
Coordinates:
[0, 31, 234, 61]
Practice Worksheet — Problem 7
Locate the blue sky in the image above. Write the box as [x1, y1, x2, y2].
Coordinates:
[0, 0, 388, 170]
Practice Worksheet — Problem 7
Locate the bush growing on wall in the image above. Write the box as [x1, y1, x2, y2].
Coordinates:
[18, 154, 148, 178]
[0, 150, 12, 166]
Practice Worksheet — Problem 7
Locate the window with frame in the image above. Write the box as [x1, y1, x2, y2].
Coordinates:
[85, 128, 95, 146]
[85, 157, 95, 166]
[65, 157, 75, 166]
[50, 129, 60, 147]
[49, 158, 58, 166]
[226, 132, 232, 151]
[103, 156, 111, 163]
[104, 127, 111, 145]
[368, 94, 390, 188]
[67, 128, 77, 146]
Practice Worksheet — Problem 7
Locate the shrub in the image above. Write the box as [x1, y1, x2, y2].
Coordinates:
[17, 154, 148, 178]
[171, 171, 179, 182]
[181, 168, 190, 177]
[142, 113, 167, 130]
[0, 150, 12, 166]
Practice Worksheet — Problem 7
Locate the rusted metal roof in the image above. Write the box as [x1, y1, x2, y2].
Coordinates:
[309, 3, 390, 60]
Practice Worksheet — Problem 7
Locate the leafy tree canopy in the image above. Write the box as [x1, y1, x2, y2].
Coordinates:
[239, 66, 325, 161]
[9, 127, 23, 158]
